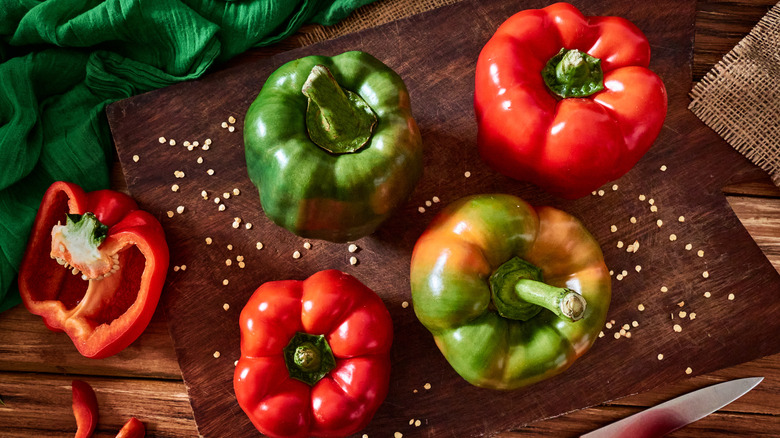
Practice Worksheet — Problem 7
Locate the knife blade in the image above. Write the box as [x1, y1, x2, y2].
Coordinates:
[581, 377, 763, 438]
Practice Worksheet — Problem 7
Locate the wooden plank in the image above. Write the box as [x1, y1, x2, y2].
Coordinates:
[0, 372, 195, 438]
[0, 306, 180, 380]
[727, 196, 780, 272]
[106, 0, 780, 436]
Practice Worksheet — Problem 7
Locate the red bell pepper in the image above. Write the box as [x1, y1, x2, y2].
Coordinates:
[234, 270, 393, 438]
[116, 417, 146, 438]
[474, 2, 667, 199]
[72, 380, 98, 438]
[18, 181, 168, 358]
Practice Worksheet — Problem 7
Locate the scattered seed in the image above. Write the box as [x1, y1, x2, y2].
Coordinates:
[605, 322, 613, 329]
[158, 136, 166, 143]
[464, 171, 471, 178]
[192, 141, 199, 147]
[205, 237, 213, 245]
[256, 242, 264, 250]
[610, 225, 617, 232]
[418, 206, 426, 213]
[660, 165, 667, 171]
[228, 126, 235, 132]
[702, 271, 709, 278]
[425, 200, 432, 207]
[648, 198, 655, 205]
[238, 261, 245, 269]
[625, 332, 632, 338]
[621, 270, 628, 276]
[635, 265, 642, 272]
[202, 145, 210, 151]
[697, 250, 704, 257]
[632, 321, 639, 328]
[616, 274, 624, 281]
[348, 244, 358, 253]
[197, 157, 203, 164]
[415, 420, 421, 427]
[214, 197, 221, 204]
[236, 256, 244, 262]
[234, 360, 238, 367]
[292, 251, 301, 259]
[227, 244, 233, 250]
[728, 293, 735, 300]
[594, 189, 603, 197]
[174, 170, 185, 178]
[221, 122, 228, 128]
[704, 291, 711, 298]
[685, 243, 692, 250]
[678, 216, 685, 223]
[173, 266, 180, 272]
[207, 169, 214, 175]
[679, 311, 687, 318]
[222, 279, 229, 286]
[402, 301, 409, 308]
[617, 241, 624, 248]
[166, 211, 174, 218]
[183, 141, 191, 147]
[180, 265, 187, 271]
[228, 116, 236, 124]
[187, 145, 195, 151]
[225, 259, 232, 266]
[394, 433, 403, 438]
[409, 419, 414, 426]
[658, 353, 664, 360]
[232, 222, 240, 229]
[223, 303, 229, 311]
[176, 205, 185, 214]
[622, 324, 630, 331]
[213, 351, 220, 358]
[171, 184, 179, 192]
[685, 367, 692, 375]
[233, 188, 240, 196]
[349, 256, 358, 266]
[614, 332, 621, 339]
[612, 184, 618, 191]
[673, 324, 682, 333]
[661, 286, 668, 293]
[650, 205, 658, 213]
[218, 204, 226, 211]
[132, 154, 140, 162]
[630, 216, 637, 224]
[599, 331, 605, 338]
[638, 194, 646, 201]
[432, 196, 440, 203]
[205, 138, 212, 145]
[609, 270, 614, 276]
[669, 234, 677, 241]
[592, 191, 597, 196]
[423, 383, 431, 390]
[245, 223, 252, 230]
[657, 219, 663, 227]
[678, 301, 685, 307]
[223, 192, 231, 199]
[169, 139, 176, 146]
[689, 313, 696, 320]
[638, 304, 645, 311]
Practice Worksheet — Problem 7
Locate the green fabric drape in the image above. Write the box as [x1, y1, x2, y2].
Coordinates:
[0, 0, 375, 312]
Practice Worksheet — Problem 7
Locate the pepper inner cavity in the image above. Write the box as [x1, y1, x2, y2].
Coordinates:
[50, 212, 118, 281]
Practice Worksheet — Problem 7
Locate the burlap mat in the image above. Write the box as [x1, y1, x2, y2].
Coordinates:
[689, 2, 780, 187]
[298, 0, 460, 46]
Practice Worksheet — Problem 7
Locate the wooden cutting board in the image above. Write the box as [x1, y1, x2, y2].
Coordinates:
[106, 0, 780, 436]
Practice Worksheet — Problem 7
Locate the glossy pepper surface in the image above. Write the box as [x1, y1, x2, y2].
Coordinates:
[18, 181, 169, 358]
[234, 270, 393, 438]
[244, 50, 423, 242]
[474, 2, 667, 199]
[410, 194, 610, 389]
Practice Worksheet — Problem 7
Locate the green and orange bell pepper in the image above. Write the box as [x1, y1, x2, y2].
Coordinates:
[475, 2, 667, 199]
[234, 270, 393, 438]
[410, 194, 611, 389]
[18, 181, 168, 359]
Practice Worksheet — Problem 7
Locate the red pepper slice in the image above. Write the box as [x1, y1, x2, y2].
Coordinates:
[234, 270, 393, 438]
[474, 2, 667, 199]
[116, 417, 145, 438]
[72, 380, 98, 438]
[18, 181, 169, 358]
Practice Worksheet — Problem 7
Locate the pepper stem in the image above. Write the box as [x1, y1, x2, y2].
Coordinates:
[301, 64, 377, 154]
[50, 212, 116, 281]
[283, 332, 336, 386]
[542, 48, 605, 98]
[489, 257, 587, 322]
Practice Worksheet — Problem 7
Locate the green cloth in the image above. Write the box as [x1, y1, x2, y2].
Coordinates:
[0, 0, 374, 312]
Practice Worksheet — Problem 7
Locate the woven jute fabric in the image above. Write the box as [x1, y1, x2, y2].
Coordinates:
[297, 0, 461, 46]
[689, 2, 780, 187]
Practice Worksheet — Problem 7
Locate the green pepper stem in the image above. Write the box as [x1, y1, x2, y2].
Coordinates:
[301, 65, 377, 154]
[514, 279, 587, 322]
[293, 342, 321, 371]
[542, 48, 605, 98]
[283, 332, 336, 386]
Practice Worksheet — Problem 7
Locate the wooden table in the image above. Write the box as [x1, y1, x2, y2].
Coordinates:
[1, 0, 778, 436]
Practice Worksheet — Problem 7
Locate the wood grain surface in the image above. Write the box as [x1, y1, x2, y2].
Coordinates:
[104, 0, 780, 436]
[1, 0, 779, 437]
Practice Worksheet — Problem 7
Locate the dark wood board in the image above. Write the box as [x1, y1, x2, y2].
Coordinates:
[106, 0, 780, 436]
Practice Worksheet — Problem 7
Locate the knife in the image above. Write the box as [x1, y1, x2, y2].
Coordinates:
[581, 377, 763, 438]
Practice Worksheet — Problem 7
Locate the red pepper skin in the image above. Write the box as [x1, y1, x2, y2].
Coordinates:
[72, 380, 98, 438]
[115, 417, 145, 438]
[18, 181, 169, 358]
[474, 2, 667, 199]
[234, 270, 393, 438]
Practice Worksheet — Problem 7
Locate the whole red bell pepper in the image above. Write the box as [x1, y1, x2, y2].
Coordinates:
[234, 270, 393, 438]
[18, 181, 168, 358]
[474, 2, 667, 199]
[72, 380, 98, 438]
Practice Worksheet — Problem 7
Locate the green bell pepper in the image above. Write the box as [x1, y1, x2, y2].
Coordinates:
[410, 194, 611, 390]
[244, 51, 423, 242]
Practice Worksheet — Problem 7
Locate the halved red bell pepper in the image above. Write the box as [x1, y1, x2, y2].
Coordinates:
[18, 181, 168, 358]
[72, 380, 98, 438]
[234, 270, 393, 438]
[475, 2, 667, 199]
